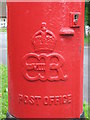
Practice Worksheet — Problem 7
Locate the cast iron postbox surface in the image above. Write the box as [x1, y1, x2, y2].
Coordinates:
[7, 1, 85, 118]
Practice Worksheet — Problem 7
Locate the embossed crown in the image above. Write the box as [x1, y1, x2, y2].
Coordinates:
[33, 22, 56, 52]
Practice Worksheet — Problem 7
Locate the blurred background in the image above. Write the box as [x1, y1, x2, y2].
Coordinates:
[0, 1, 90, 118]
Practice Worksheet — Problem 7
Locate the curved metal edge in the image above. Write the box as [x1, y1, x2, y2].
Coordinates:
[6, 111, 18, 120]
[6, 111, 85, 120]
[80, 111, 85, 118]
[72, 112, 85, 120]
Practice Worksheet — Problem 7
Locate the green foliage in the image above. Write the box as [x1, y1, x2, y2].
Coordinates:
[83, 102, 88, 118]
[0, 28, 7, 32]
[84, 37, 90, 44]
[88, 105, 90, 119]
[87, 2, 90, 26]
[0, 65, 8, 119]
[85, 1, 90, 26]
[85, 2, 88, 25]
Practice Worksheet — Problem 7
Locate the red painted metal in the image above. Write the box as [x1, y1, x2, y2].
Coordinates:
[7, 1, 85, 118]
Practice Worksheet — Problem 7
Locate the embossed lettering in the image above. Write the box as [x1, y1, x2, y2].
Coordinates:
[29, 96, 35, 105]
[23, 53, 67, 82]
[24, 95, 29, 104]
[49, 96, 55, 105]
[63, 95, 68, 104]
[67, 94, 72, 103]
[19, 94, 23, 103]
[54, 96, 60, 105]
[18, 94, 72, 105]
[43, 96, 49, 105]
[35, 96, 41, 105]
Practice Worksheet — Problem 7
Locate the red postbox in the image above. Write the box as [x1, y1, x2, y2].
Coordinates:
[7, 1, 85, 119]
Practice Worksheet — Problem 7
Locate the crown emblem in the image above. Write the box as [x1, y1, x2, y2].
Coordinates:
[33, 22, 56, 52]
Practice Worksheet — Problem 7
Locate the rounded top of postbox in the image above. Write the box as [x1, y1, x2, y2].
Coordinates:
[7, 0, 85, 2]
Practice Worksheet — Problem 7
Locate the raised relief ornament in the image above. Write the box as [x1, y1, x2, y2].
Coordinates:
[22, 22, 67, 82]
